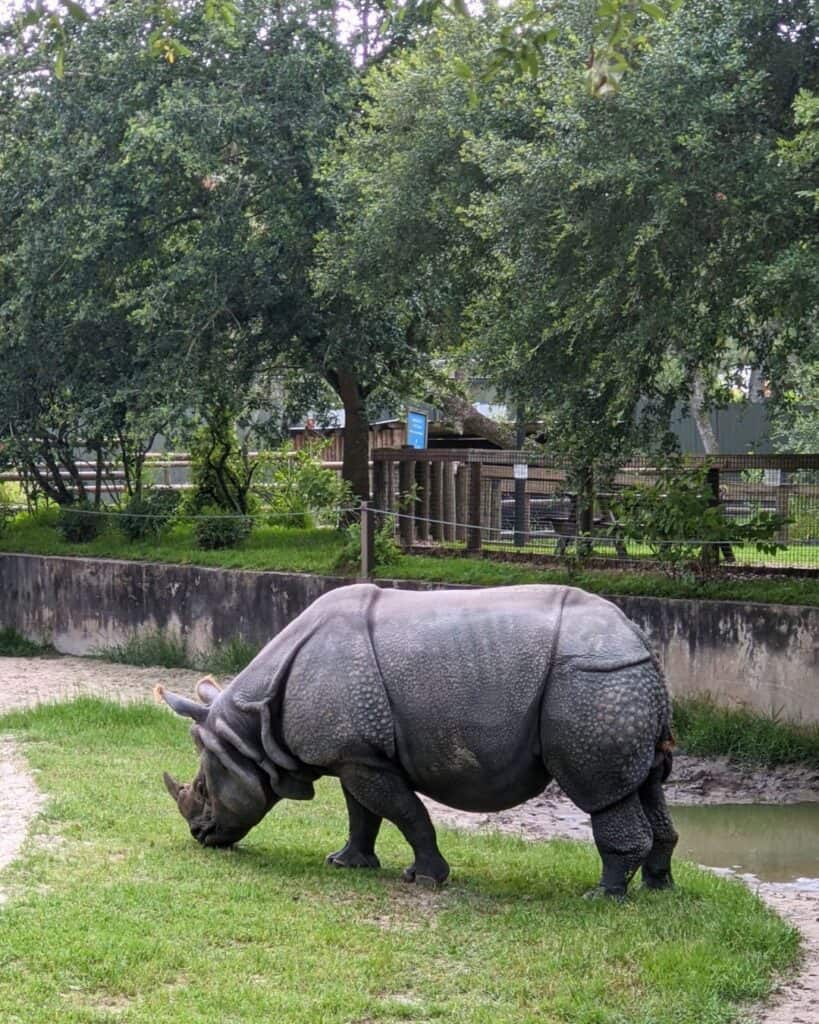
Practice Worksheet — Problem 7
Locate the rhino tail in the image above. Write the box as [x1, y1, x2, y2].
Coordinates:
[655, 723, 675, 782]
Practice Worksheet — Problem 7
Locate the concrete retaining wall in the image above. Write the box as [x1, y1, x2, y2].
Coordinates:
[1, 553, 817, 722]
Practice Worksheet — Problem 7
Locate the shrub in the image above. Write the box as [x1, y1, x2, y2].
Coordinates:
[186, 406, 257, 515]
[0, 627, 49, 657]
[118, 489, 181, 542]
[613, 460, 788, 573]
[335, 517, 401, 573]
[789, 503, 819, 543]
[56, 502, 105, 543]
[255, 440, 353, 528]
[194, 505, 252, 550]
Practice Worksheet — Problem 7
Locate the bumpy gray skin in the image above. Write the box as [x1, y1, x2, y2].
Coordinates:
[160, 584, 678, 898]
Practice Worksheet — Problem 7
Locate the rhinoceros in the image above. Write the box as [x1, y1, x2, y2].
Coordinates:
[157, 583, 678, 898]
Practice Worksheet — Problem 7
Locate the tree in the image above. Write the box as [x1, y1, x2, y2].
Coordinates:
[318, 0, 818, 467]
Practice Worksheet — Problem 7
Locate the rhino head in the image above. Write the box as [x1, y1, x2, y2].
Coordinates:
[156, 676, 277, 848]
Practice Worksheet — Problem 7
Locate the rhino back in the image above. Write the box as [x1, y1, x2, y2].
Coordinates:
[370, 586, 566, 810]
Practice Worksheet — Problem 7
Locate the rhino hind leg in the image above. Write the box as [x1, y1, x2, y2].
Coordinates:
[338, 764, 450, 885]
[326, 785, 382, 870]
[587, 792, 653, 900]
[637, 755, 678, 891]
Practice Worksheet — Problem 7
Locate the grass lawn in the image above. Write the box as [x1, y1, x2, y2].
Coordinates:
[2, 511, 818, 606]
[0, 700, 799, 1024]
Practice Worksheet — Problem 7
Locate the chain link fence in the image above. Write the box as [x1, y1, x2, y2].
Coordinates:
[370, 449, 819, 572]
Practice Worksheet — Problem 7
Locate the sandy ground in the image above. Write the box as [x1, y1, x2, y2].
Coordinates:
[1, 654, 818, 1021]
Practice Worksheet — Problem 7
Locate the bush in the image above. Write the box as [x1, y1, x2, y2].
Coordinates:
[335, 517, 401, 573]
[0, 627, 49, 657]
[255, 440, 353, 528]
[118, 489, 181, 542]
[0, 482, 22, 536]
[613, 460, 788, 573]
[789, 503, 819, 543]
[186, 407, 257, 515]
[56, 502, 105, 543]
[194, 505, 252, 550]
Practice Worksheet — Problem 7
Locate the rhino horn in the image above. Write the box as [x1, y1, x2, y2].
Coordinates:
[163, 772, 182, 802]
[195, 676, 222, 706]
[154, 685, 209, 723]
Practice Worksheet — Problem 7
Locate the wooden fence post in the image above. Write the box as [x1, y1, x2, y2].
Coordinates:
[372, 459, 387, 529]
[430, 461, 444, 543]
[398, 458, 415, 548]
[455, 463, 467, 542]
[466, 461, 483, 553]
[360, 501, 374, 579]
[442, 462, 457, 543]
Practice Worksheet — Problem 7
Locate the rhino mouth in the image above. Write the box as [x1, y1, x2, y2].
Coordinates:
[163, 771, 249, 848]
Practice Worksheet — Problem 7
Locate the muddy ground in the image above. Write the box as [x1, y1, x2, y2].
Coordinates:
[1, 654, 818, 1022]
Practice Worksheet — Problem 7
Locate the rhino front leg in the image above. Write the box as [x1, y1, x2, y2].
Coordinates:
[588, 792, 653, 900]
[326, 784, 382, 869]
[339, 764, 450, 885]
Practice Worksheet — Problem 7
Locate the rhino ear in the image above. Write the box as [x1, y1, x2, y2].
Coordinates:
[196, 676, 222, 706]
[154, 685, 209, 723]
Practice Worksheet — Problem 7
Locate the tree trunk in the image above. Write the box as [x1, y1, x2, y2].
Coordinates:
[690, 371, 719, 454]
[435, 394, 515, 449]
[335, 370, 371, 502]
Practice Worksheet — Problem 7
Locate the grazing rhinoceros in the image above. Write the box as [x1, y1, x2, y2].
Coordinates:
[157, 583, 678, 898]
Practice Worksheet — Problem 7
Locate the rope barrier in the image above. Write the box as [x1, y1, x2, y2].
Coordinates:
[51, 507, 360, 521]
[365, 506, 761, 547]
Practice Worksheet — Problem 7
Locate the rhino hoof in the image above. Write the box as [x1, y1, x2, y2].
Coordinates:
[325, 847, 380, 870]
[583, 885, 626, 903]
[402, 863, 449, 887]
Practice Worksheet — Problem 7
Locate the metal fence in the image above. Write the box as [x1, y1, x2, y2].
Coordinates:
[371, 449, 819, 572]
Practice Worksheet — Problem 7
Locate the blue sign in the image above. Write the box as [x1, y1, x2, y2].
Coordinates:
[406, 410, 428, 450]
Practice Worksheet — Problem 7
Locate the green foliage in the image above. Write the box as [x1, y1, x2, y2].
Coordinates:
[335, 517, 401, 572]
[255, 441, 353, 528]
[93, 629, 258, 674]
[0, 484, 16, 537]
[789, 503, 819, 543]
[204, 636, 260, 676]
[55, 502, 105, 543]
[193, 505, 252, 550]
[613, 462, 788, 571]
[95, 630, 191, 669]
[186, 408, 258, 516]
[0, 627, 49, 657]
[117, 489, 181, 542]
[674, 695, 819, 769]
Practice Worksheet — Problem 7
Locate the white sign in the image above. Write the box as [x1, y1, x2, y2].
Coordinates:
[513, 463, 529, 480]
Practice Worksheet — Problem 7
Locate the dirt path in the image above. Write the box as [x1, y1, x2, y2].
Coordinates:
[1, 654, 818, 1021]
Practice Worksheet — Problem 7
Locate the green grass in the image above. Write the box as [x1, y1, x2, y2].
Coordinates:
[674, 695, 819, 768]
[0, 511, 346, 575]
[0, 699, 799, 1023]
[2, 510, 818, 606]
[386, 553, 819, 606]
[0, 627, 51, 657]
[93, 630, 261, 676]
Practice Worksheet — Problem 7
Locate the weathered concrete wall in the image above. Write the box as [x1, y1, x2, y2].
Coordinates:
[1, 553, 817, 722]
